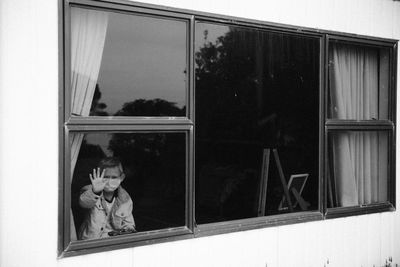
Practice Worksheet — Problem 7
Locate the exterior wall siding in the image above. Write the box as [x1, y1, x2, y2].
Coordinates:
[0, 0, 399, 266]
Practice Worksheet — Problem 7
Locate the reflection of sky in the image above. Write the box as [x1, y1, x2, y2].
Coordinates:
[85, 133, 113, 157]
[195, 23, 229, 52]
[97, 12, 188, 115]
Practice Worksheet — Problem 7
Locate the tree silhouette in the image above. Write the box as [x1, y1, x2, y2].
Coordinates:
[194, 26, 320, 220]
[89, 84, 109, 116]
[114, 98, 185, 116]
[107, 100, 187, 230]
[195, 27, 319, 148]
[109, 99, 186, 200]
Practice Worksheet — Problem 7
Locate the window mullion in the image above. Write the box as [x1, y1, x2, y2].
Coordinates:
[66, 123, 193, 132]
[66, 117, 194, 126]
[325, 120, 394, 130]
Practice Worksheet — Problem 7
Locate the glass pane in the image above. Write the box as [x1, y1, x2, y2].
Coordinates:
[70, 7, 187, 117]
[329, 42, 390, 120]
[195, 22, 320, 224]
[70, 132, 186, 240]
[328, 131, 389, 208]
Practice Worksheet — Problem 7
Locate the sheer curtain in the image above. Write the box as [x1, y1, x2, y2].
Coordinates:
[329, 43, 387, 207]
[70, 7, 109, 240]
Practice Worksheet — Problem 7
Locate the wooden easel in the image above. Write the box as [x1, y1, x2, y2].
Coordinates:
[257, 148, 294, 216]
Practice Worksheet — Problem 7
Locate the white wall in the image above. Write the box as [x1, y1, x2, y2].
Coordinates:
[0, 0, 399, 266]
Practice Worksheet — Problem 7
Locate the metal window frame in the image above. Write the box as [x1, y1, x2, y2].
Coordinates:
[64, 127, 194, 254]
[58, 0, 398, 258]
[324, 35, 397, 218]
[59, 0, 196, 257]
[191, 18, 325, 237]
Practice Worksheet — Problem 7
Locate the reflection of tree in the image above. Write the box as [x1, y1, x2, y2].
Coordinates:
[195, 28, 319, 149]
[89, 84, 109, 116]
[108, 132, 186, 230]
[89, 83, 186, 116]
[110, 98, 186, 199]
[114, 98, 185, 116]
[195, 27, 320, 218]
[109, 132, 168, 196]
[106, 100, 187, 230]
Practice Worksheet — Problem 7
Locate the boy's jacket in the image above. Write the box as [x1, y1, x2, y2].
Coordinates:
[78, 185, 136, 240]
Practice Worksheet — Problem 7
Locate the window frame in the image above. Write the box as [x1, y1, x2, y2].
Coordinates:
[58, 0, 398, 258]
[324, 35, 397, 218]
[60, 0, 196, 257]
[192, 18, 326, 236]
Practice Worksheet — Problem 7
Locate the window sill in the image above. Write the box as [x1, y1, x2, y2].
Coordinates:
[325, 202, 395, 219]
[195, 211, 323, 237]
[60, 226, 193, 258]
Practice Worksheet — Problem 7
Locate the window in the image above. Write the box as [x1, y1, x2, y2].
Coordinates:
[326, 39, 396, 216]
[194, 22, 320, 224]
[71, 132, 187, 234]
[59, 0, 397, 257]
[61, 3, 193, 255]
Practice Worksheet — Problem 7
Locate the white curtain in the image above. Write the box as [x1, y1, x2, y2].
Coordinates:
[330, 43, 387, 207]
[70, 7, 109, 240]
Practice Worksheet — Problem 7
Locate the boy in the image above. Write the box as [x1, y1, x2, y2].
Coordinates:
[78, 157, 136, 240]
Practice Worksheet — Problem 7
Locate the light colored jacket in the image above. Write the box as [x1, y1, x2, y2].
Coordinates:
[78, 185, 136, 240]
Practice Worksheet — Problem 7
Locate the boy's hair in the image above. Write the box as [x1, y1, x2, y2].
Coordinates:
[98, 157, 124, 175]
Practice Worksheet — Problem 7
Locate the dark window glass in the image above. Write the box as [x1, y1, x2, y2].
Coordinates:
[70, 7, 187, 117]
[70, 132, 186, 240]
[328, 131, 389, 208]
[329, 42, 390, 120]
[194, 22, 320, 224]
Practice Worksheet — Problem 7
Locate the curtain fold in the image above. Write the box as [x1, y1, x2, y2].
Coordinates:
[330, 43, 387, 207]
[69, 7, 109, 240]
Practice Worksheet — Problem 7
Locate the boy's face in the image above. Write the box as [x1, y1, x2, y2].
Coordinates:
[102, 166, 123, 193]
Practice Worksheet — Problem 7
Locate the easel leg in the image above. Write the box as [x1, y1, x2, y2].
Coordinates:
[257, 149, 270, 216]
[291, 188, 310, 211]
[273, 149, 294, 212]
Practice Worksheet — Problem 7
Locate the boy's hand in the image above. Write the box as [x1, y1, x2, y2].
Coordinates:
[90, 168, 106, 194]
